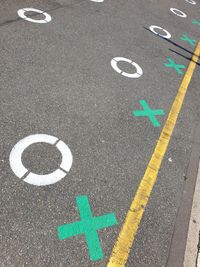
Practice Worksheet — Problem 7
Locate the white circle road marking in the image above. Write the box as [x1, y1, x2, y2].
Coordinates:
[149, 25, 171, 39]
[185, 0, 196, 4]
[9, 134, 73, 186]
[111, 57, 143, 78]
[17, 8, 52, 23]
[170, 8, 187, 18]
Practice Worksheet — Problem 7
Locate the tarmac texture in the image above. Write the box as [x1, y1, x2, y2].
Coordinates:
[0, 0, 200, 266]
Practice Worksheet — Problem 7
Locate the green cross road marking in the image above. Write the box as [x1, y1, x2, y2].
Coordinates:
[192, 19, 200, 26]
[164, 57, 186, 74]
[58, 195, 117, 261]
[132, 100, 165, 127]
[180, 34, 196, 47]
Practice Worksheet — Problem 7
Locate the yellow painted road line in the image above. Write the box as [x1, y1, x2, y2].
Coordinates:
[107, 41, 200, 267]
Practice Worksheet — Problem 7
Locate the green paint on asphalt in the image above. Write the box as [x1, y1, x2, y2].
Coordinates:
[192, 19, 200, 26]
[58, 195, 117, 261]
[164, 57, 186, 74]
[133, 100, 165, 127]
[180, 34, 196, 46]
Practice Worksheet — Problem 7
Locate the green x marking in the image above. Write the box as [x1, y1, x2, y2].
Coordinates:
[133, 100, 165, 127]
[164, 57, 186, 74]
[58, 195, 117, 261]
[180, 34, 196, 47]
[192, 19, 200, 26]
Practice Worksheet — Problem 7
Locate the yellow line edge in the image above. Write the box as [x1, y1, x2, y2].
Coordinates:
[107, 41, 200, 267]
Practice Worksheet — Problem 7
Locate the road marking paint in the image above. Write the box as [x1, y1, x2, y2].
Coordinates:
[164, 57, 186, 74]
[149, 25, 171, 39]
[168, 157, 172, 162]
[170, 8, 187, 18]
[107, 41, 200, 267]
[181, 34, 196, 47]
[192, 19, 200, 26]
[90, 0, 104, 2]
[185, 0, 196, 4]
[17, 8, 52, 23]
[58, 195, 117, 261]
[9, 134, 73, 186]
[111, 57, 143, 78]
[132, 100, 165, 127]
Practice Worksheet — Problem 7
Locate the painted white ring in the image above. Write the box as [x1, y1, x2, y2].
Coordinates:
[170, 8, 187, 18]
[185, 0, 196, 4]
[111, 57, 143, 78]
[17, 8, 52, 24]
[90, 0, 104, 2]
[149, 25, 171, 39]
[9, 134, 73, 186]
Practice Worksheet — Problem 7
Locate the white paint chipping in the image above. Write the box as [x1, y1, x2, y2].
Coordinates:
[17, 8, 52, 23]
[9, 134, 73, 186]
[149, 25, 171, 39]
[170, 8, 187, 18]
[111, 57, 143, 78]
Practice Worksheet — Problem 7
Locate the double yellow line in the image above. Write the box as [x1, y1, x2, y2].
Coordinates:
[107, 41, 200, 267]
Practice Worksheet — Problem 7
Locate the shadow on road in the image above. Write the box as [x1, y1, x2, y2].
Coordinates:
[144, 27, 200, 67]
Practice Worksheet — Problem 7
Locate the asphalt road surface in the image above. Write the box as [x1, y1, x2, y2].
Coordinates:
[1, 0, 200, 266]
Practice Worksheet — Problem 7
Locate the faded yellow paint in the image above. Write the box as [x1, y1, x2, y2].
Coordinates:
[107, 41, 200, 267]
